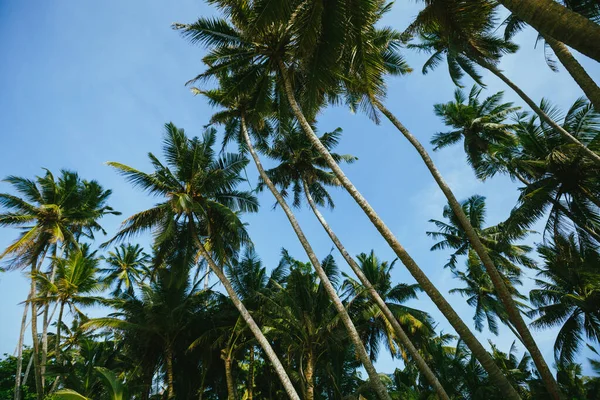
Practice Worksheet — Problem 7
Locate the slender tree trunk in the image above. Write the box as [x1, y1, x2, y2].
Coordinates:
[222, 348, 237, 400]
[276, 60, 521, 400]
[375, 102, 561, 400]
[166, 345, 175, 399]
[240, 116, 392, 400]
[41, 245, 64, 388]
[14, 289, 33, 400]
[305, 348, 315, 400]
[248, 346, 254, 400]
[22, 352, 34, 391]
[47, 301, 66, 393]
[543, 35, 600, 111]
[194, 242, 301, 400]
[302, 179, 450, 400]
[29, 263, 43, 400]
[498, 0, 600, 63]
[484, 63, 600, 165]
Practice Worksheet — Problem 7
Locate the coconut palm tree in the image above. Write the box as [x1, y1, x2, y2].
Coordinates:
[100, 244, 150, 296]
[0, 170, 118, 400]
[342, 251, 435, 362]
[449, 251, 529, 337]
[407, 0, 600, 166]
[32, 245, 104, 386]
[529, 233, 600, 364]
[174, 3, 520, 397]
[103, 122, 300, 399]
[427, 195, 535, 274]
[191, 74, 392, 398]
[432, 86, 519, 176]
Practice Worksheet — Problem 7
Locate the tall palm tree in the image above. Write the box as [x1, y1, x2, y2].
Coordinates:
[449, 251, 529, 337]
[174, 3, 520, 397]
[432, 86, 519, 176]
[530, 233, 600, 364]
[103, 122, 300, 399]
[192, 75, 392, 398]
[342, 251, 435, 362]
[100, 244, 150, 296]
[0, 170, 118, 400]
[408, 0, 600, 166]
[505, 99, 600, 244]
[32, 245, 103, 391]
[263, 124, 447, 397]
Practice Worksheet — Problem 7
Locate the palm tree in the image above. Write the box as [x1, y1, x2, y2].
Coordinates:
[0, 170, 118, 400]
[190, 73, 392, 398]
[432, 86, 519, 176]
[449, 251, 529, 337]
[100, 244, 150, 296]
[529, 233, 600, 365]
[174, 3, 520, 397]
[32, 245, 104, 387]
[342, 251, 435, 362]
[408, 0, 600, 166]
[505, 99, 600, 244]
[103, 122, 300, 399]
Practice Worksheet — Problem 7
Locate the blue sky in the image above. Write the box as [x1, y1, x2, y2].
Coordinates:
[1, 0, 599, 376]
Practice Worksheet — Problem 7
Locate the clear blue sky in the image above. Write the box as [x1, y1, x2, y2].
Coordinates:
[1, 0, 598, 375]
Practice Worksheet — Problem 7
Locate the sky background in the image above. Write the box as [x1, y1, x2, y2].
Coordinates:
[1, 0, 599, 377]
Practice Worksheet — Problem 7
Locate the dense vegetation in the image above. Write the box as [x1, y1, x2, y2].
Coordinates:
[1, 0, 599, 399]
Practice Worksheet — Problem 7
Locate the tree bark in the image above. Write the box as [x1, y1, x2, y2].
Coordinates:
[41, 245, 64, 388]
[240, 115, 392, 400]
[14, 288, 33, 400]
[484, 63, 600, 166]
[498, 0, 600, 63]
[376, 101, 560, 400]
[543, 35, 600, 112]
[195, 242, 301, 400]
[305, 348, 315, 400]
[276, 60, 520, 400]
[247, 346, 254, 400]
[165, 345, 175, 399]
[222, 349, 237, 400]
[302, 179, 450, 400]
[29, 263, 43, 400]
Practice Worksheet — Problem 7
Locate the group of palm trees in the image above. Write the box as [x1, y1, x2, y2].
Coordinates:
[1, 0, 599, 399]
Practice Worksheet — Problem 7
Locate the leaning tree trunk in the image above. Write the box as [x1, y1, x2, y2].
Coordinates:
[194, 242, 301, 400]
[276, 60, 521, 400]
[498, 0, 600, 63]
[375, 101, 562, 400]
[484, 63, 600, 166]
[41, 245, 64, 386]
[302, 179, 450, 400]
[543, 35, 600, 111]
[14, 288, 33, 400]
[240, 116, 392, 400]
[48, 301, 66, 393]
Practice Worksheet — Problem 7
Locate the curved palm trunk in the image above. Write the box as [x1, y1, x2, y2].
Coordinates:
[195, 243, 301, 400]
[276, 60, 521, 400]
[48, 301, 66, 393]
[302, 179, 450, 400]
[14, 288, 33, 400]
[240, 116, 392, 400]
[498, 0, 600, 63]
[543, 35, 600, 112]
[484, 63, 600, 166]
[375, 102, 561, 400]
[41, 245, 63, 388]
